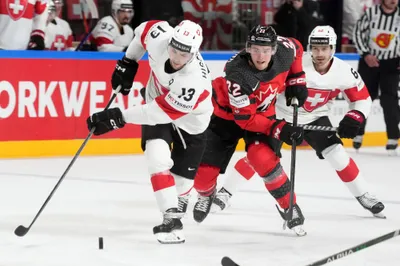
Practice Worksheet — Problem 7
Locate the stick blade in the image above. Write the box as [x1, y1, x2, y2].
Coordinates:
[14, 225, 29, 237]
[221, 256, 239, 266]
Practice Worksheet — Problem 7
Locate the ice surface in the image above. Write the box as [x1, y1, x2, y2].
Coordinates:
[0, 147, 399, 266]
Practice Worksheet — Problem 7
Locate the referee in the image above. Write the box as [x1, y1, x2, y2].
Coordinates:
[353, 0, 400, 154]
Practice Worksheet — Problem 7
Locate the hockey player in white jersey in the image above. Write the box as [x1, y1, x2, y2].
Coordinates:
[212, 26, 386, 219]
[87, 20, 213, 244]
[0, 0, 48, 50]
[91, 0, 134, 51]
[44, 0, 73, 51]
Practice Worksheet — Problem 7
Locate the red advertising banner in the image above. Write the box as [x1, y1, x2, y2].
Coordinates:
[0, 59, 149, 141]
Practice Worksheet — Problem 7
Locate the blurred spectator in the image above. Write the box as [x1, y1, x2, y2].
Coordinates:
[342, 0, 374, 44]
[91, 0, 134, 51]
[231, 5, 259, 50]
[133, 0, 184, 28]
[65, 0, 100, 42]
[45, 0, 74, 51]
[182, 0, 233, 50]
[274, 0, 323, 48]
[318, 0, 344, 51]
[0, 0, 48, 50]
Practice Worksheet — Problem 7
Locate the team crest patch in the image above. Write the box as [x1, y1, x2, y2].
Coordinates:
[6, 0, 28, 21]
[302, 88, 331, 112]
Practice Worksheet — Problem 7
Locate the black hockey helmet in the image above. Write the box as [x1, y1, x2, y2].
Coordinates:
[247, 25, 277, 47]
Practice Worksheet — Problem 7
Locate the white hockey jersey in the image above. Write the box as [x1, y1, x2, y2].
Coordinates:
[45, 17, 73, 51]
[122, 20, 213, 135]
[0, 0, 48, 50]
[91, 16, 134, 52]
[276, 54, 372, 125]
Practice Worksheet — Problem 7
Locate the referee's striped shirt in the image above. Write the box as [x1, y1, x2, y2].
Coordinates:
[353, 5, 400, 60]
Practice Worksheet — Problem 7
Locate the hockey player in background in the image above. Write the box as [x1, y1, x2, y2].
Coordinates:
[191, 25, 309, 235]
[213, 26, 386, 219]
[45, 0, 73, 51]
[87, 20, 213, 244]
[91, 0, 134, 51]
[0, 0, 48, 50]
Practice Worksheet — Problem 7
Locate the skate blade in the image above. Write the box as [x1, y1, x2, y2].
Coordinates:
[292, 225, 307, 236]
[155, 230, 185, 244]
[165, 212, 185, 219]
[373, 212, 387, 219]
[210, 203, 223, 213]
[210, 201, 230, 213]
[387, 150, 398, 156]
[282, 222, 307, 237]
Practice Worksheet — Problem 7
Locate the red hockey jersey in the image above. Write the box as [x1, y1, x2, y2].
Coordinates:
[0, 0, 48, 50]
[212, 36, 305, 134]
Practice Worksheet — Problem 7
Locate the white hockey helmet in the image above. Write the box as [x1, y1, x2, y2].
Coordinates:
[169, 20, 203, 54]
[111, 0, 134, 24]
[308, 25, 337, 52]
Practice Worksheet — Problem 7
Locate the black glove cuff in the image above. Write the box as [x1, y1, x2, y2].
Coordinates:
[121, 56, 138, 67]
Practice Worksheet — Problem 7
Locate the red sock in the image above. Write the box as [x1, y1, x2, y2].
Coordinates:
[194, 164, 220, 196]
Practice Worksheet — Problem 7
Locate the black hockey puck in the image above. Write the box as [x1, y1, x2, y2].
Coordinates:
[98, 237, 103, 250]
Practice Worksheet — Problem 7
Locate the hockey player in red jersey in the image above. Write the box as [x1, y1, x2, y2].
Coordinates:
[191, 25, 309, 235]
[86, 20, 213, 244]
[0, 0, 48, 50]
[213, 26, 386, 219]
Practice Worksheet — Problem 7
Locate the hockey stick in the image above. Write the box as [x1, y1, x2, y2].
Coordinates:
[75, 22, 98, 51]
[306, 228, 400, 266]
[300, 124, 337, 132]
[276, 97, 299, 221]
[14, 86, 121, 237]
[75, 0, 99, 51]
[221, 228, 400, 266]
[80, 0, 89, 34]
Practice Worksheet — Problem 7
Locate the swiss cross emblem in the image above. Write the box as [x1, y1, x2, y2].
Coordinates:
[6, 0, 28, 21]
[51, 35, 66, 51]
[302, 88, 331, 112]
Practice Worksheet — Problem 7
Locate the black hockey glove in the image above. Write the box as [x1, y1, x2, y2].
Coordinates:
[87, 108, 126, 136]
[285, 85, 308, 107]
[270, 120, 304, 145]
[338, 110, 365, 139]
[285, 72, 308, 107]
[111, 56, 139, 96]
[27, 34, 45, 50]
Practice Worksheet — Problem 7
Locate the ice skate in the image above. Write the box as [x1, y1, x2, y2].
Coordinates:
[283, 204, 306, 236]
[153, 208, 185, 244]
[386, 139, 398, 156]
[356, 192, 386, 218]
[193, 189, 216, 223]
[178, 194, 190, 214]
[211, 187, 232, 213]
